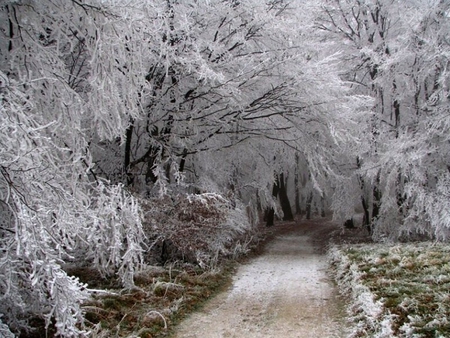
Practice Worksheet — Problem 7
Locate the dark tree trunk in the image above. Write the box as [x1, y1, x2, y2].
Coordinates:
[162, 115, 173, 183]
[294, 153, 301, 215]
[320, 196, 326, 217]
[393, 80, 401, 137]
[179, 148, 188, 172]
[357, 157, 372, 233]
[279, 173, 294, 221]
[294, 188, 301, 215]
[7, 6, 14, 52]
[372, 172, 382, 230]
[124, 119, 134, 186]
[361, 196, 371, 233]
[396, 173, 407, 216]
[306, 192, 313, 220]
[265, 208, 275, 227]
[394, 99, 400, 137]
[144, 146, 160, 184]
[265, 175, 280, 227]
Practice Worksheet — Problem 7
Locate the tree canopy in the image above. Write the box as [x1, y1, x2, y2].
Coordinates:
[1, 0, 449, 336]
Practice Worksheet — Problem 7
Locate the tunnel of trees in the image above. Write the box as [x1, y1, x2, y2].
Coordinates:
[0, 0, 449, 336]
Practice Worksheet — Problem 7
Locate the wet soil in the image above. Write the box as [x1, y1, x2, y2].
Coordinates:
[171, 217, 366, 338]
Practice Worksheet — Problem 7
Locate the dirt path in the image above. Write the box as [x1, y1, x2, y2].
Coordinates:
[172, 218, 350, 338]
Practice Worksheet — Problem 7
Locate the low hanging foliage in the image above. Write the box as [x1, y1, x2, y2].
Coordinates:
[0, 1, 152, 335]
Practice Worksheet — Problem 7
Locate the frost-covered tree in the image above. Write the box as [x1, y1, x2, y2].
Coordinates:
[371, 0, 450, 240]
[316, 0, 402, 228]
[0, 0, 159, 335]
[317, 0, 450, 240]
[92, 0, 365, 221]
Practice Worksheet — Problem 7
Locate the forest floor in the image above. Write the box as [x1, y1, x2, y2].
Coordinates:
[169, 217, 365, 338]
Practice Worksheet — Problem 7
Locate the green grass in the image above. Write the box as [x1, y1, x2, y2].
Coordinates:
[330, 243, 450, 338]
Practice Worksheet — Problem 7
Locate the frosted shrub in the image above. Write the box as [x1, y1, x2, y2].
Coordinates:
[142, 192, 252, 268]
[84, 183, 145, 288]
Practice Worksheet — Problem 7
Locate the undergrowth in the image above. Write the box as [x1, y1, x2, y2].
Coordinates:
[330, 243, 450, 338]
[72, 262, 237, 338]
[19, 191, 265, 338]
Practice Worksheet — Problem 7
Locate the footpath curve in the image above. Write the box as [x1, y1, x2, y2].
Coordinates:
[172, 218, 350, 338]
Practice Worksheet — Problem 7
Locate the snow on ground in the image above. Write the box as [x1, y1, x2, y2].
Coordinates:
[172, 220, 349, 338]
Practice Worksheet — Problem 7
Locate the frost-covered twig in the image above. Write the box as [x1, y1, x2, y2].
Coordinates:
[146, 311, 167, 330]
[86, 288, 120, 296]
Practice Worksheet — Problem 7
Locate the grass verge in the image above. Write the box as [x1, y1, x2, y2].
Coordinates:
[329, 242, 450, 338]
[72, 262, 237, 338]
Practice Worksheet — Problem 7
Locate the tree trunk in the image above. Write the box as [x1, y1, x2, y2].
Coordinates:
[372, 172, 382, 231]
[361, 195, 371, 233]
[7, 5, 13, 52]
[279, 173, 294, 221]
[306, 192, 313, 220]
[294, 153, 301, 215]
[265, 208, 275, 227]
[124, 119, 134, 186]
[396, 173, 407, 217]
[145, 146, 159, 184]
[179, 148, 188, 172]
[265, 175, 280, 227]
[320, 196, 326, 217]
[357, 157, 371, 233]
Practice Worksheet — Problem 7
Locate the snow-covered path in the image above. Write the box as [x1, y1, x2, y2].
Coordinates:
[172, 219, 349, 338]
